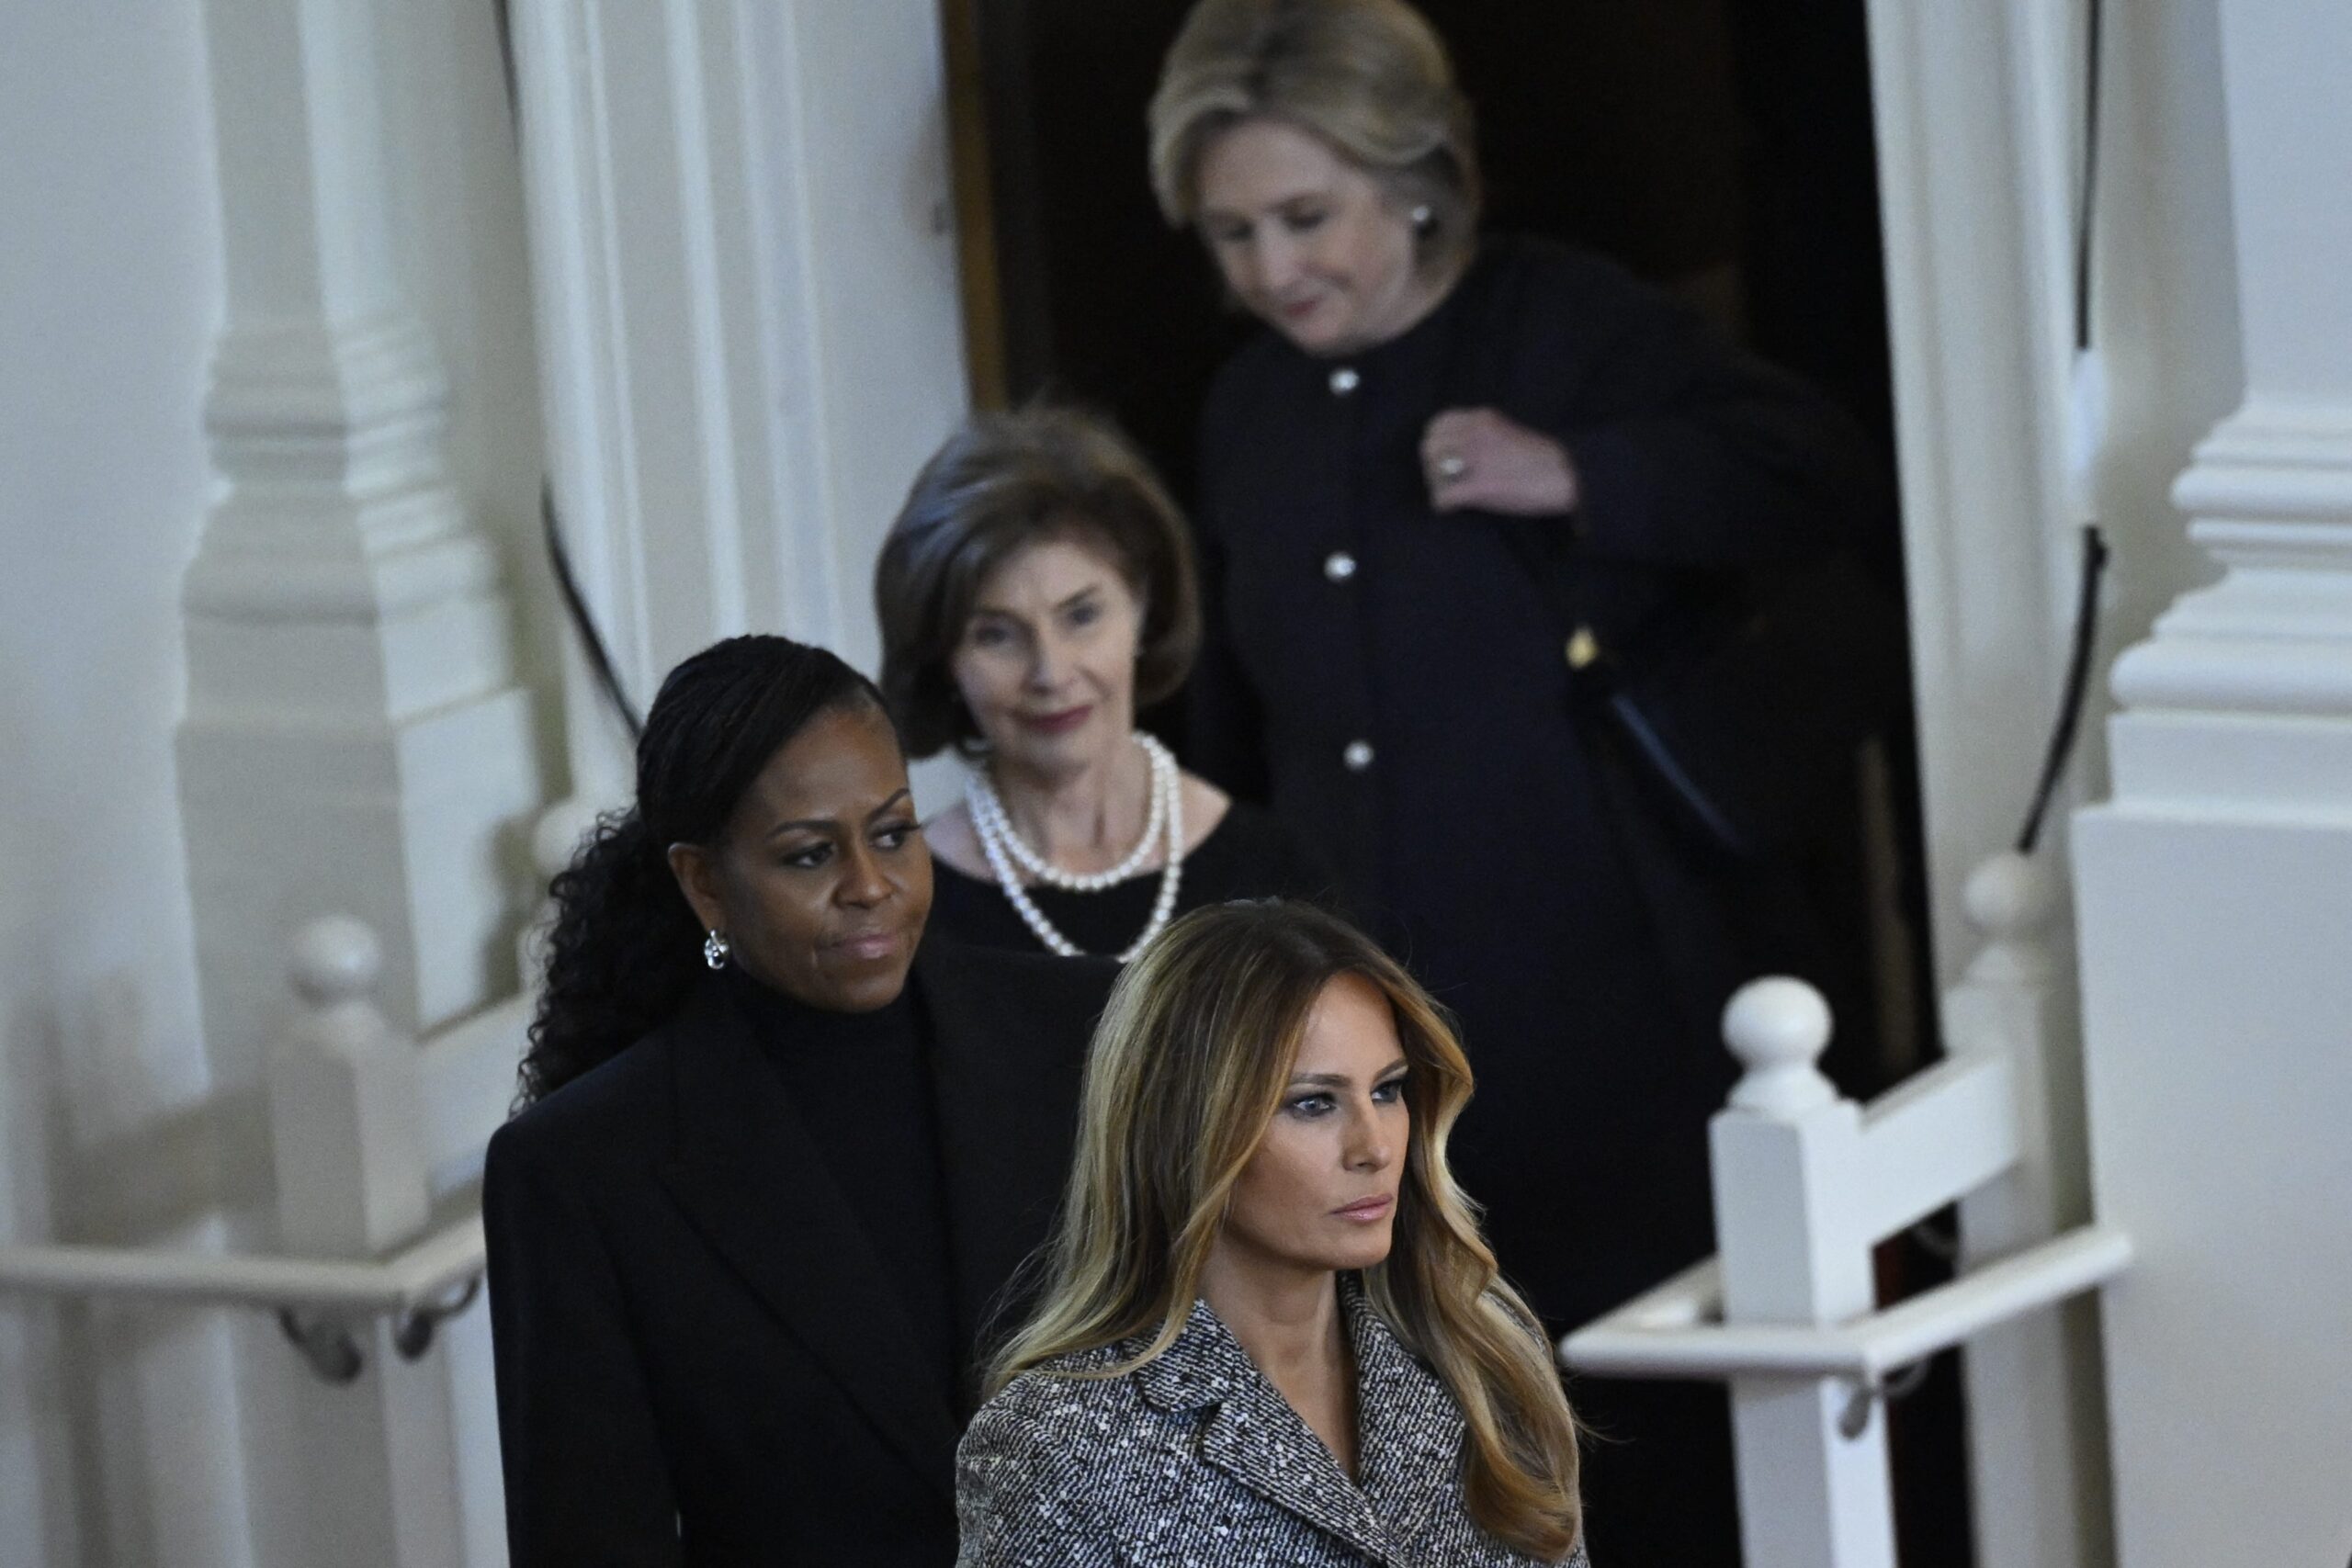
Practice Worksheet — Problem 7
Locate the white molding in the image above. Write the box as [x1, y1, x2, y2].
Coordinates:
[1863, 4, 2122, 1565]
[2073, 5, 2352, 1566]
[2103, 0, 2352, 740]
[178, 0, 546, 1562]
[513, 0, 971, 809]
[1863, 0, 2080, 983]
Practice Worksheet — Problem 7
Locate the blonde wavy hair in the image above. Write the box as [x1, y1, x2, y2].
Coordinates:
[989, 899, 1582, 1561]
[1148, 0, 1482, 277]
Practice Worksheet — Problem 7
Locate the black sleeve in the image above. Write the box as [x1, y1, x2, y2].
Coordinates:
[484, 1125, 683, 1568]
[1182, 399, 1273, 803]
[1541, 269, 1893, 571]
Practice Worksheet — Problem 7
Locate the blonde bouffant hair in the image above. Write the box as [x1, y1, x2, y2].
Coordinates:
[1148, 0, 1482, 277]
[989, 899, 1583, 1562]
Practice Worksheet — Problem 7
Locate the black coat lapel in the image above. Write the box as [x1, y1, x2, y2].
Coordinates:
[652, 977, 959, 1498]
[919, 943, 1108, 1368]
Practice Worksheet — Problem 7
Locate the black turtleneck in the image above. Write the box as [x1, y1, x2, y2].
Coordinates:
[722, 964, 960, 1400]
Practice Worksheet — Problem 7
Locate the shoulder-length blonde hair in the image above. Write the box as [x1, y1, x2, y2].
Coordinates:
[1148, 0, 1482, 277]
[989, 898, 1581, 1561]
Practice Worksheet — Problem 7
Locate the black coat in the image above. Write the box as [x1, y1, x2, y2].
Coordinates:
[1190, 235, 1890, 1326]
[483, 941, 1114, 1567]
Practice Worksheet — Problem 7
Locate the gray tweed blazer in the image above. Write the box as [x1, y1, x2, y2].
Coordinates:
[955, 1281, 1590, 1566]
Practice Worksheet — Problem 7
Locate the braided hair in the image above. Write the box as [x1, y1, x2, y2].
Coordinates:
[517, 634, 890, 1103]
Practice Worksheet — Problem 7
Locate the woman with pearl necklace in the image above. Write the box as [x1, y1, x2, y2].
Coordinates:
[876, 406, 1330, 962]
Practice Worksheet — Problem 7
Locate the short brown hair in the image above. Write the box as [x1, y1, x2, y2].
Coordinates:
[1148, 0, 1481, 276]
[876, 407, 1203, 759]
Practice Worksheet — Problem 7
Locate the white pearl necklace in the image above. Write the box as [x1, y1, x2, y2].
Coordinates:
[965, 733, 1185, 963]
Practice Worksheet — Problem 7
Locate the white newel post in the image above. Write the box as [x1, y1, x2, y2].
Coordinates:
[2073, 4, 2352, 1566]
[1948, 853, 2111, 1568]
[266, 919, 460, 1566]
[1711, 982, 1896, 1568]
[176, 0, 541, 1560]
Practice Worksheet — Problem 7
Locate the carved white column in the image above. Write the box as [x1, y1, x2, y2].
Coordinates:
[2074, 6, 2352, 1566]
[176, 0, 541, 1562]
[511, 0, 971, 809]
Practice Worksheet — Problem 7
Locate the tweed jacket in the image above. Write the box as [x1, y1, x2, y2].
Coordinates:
[955, 1282, 1589, 1567]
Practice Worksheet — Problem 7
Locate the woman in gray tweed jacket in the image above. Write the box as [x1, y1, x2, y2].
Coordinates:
[956, 900, 1590, 1565]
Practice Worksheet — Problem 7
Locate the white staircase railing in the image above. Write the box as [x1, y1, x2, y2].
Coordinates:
[0, 803, 586, 1567]
[0, 917, 519, 1373]
[1561, 852, 2129, 1568]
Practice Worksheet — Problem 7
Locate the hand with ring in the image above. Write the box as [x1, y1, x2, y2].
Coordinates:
[1419, 406, 1580, 516]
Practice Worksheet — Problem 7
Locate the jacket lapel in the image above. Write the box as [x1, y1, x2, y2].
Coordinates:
[652, 976, 959, 1498]
[1346, 1280, 1468, 1550]
[1140, 1298, 1397, 1564]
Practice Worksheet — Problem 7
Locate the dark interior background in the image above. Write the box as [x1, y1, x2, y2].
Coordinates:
[958, 0, 1894, 495]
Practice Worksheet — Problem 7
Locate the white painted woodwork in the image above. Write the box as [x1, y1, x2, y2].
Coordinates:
[2073, 3, 2352, 1565]
[511, 0, 972, 811]
[1565, 851, 2132, 1568]
[1857, 3, 2144, 1559]
[269, 919, 430, 1258]
[171, 0, 546, 1562]
[266, 919, 463, 1568]
[1861, 0, 2081, 983]
[1563, 1227, 2131, 1385]
[1950, 855, 2113, 1568]
[0, 1224, 485, 1318]
[276, 920, 466, 1566]
[1711, 984, 1893, 1568]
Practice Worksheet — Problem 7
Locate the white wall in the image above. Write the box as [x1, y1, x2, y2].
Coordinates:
[0, 4, 251, 1564]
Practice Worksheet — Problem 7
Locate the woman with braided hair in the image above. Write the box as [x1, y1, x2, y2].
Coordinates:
[486, 633, 1113, 1566]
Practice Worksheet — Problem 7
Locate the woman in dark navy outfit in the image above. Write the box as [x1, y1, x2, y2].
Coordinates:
[1148, 2, 1894, 1561]
[483, 635, 1113, 1566]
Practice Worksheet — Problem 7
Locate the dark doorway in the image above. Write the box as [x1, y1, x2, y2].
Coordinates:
[945, 3, 1962, 1559]
[948, 0, 1894, 487]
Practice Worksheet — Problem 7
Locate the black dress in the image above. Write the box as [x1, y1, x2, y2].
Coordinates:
[927, 796, 1336, 957]
[1188, 234, 1890, 1566]
[483, 942, 1115, 1566]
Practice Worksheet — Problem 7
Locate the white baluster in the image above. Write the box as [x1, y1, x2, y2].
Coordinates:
[1949, 852, 2110, 1568]
[1713, 977, 1897, 1568]
[1959, 851, 2061, 990]
[267, 917, 463, 1568]
[272, 918, 428, 1258]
